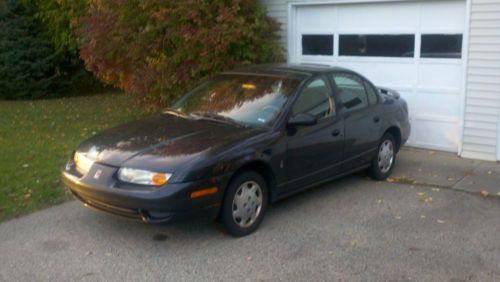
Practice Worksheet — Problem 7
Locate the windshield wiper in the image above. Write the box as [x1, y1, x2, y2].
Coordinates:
[162, 108, 190, 119]
[189, 111, 245, 127]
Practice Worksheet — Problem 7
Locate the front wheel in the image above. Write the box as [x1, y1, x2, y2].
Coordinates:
[220, 171, 268, 237]
[370, 133, 396, 180]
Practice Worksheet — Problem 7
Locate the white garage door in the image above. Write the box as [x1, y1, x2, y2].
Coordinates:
[290, 0, 466, 152]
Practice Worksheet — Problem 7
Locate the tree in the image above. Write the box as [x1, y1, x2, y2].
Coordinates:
[78, 0, 283, 109]
[0, 0, 86, 99]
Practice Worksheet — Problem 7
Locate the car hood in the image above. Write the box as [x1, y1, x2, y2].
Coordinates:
[76, 114, 263, 171]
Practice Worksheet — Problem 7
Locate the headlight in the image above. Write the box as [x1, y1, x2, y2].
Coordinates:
[117, 168, 171, 186]
[74, 152, 94, 175]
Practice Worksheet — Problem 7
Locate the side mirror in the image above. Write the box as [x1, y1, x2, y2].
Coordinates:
[288, 113, 317, 127]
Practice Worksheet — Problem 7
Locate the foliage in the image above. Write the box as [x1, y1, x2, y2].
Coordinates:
[0, 0, 56, 99]
[0, 92, 145, 222]
[0, 0, 93, 99]
[29, 0, 87, 54]
[78, 0, 283, 109]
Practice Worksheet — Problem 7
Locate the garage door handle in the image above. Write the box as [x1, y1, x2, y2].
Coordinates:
[373, 116, 380, 123]
[332, 129, 341, 137]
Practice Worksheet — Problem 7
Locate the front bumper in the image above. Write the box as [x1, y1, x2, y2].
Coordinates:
[61, 163, 230, 223]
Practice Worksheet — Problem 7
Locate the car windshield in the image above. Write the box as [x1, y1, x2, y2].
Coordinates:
[171, 74, 300, 126]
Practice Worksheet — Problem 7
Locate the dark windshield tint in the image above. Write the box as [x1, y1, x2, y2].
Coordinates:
[172, 75, 300, 126]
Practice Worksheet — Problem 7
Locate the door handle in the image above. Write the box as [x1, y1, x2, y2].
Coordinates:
[332, 129, 341, 137]
[373, 116, 380, 123]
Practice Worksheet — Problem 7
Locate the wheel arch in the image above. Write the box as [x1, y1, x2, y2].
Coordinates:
[384, 126, 402, 152]
[228, 160, 277, 204]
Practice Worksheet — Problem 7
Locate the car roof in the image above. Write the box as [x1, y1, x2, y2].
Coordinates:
[222, 63, 352, 80]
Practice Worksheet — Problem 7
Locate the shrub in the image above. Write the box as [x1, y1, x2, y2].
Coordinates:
[78, 0, 283, 109]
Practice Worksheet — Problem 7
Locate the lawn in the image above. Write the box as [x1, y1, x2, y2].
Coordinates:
[0, 92, 146, 222]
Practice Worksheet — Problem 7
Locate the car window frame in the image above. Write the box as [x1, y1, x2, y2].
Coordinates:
[289, 75, 336, 121]
[329, 71, 371, 114]
[362, 77, 380, 105]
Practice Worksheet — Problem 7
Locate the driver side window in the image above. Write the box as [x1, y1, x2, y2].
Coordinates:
[292, 77, 334, 119]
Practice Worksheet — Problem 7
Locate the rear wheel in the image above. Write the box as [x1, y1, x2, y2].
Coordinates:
[220, 171, 268, 237]
[370, 133, 396, 180]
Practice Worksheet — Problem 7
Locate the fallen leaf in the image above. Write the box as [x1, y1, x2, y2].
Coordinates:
[22, 163, 29, 168]
[350, 240, 357, 248]
[432, 188, 440, 192]
[447, 177, 454, 181]
[497, 192, 500, 196]
[85, 251, 92, 256]
[437, 219, 445, 224]
[487, 171, 492, 175]
[386, 177, 395, 183]
[377, 199, 382, 204]
[417, 192, 425, 196]
[420, 215, 426, 219]
[105, 253, 111, 257]
[246, 256, 252, 261]
[395, 215, 402, 219]
[420, 197, 433, 203]
[481, 191, 489, 197]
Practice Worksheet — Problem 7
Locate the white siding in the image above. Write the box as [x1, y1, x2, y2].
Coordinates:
[260, 0, 288, 48]
[462, 0, 500, 161]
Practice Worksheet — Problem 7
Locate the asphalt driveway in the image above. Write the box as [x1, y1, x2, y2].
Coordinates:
[0, 149, 499, 281]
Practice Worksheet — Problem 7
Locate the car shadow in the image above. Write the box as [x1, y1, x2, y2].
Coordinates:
[79, 172, 370, 241]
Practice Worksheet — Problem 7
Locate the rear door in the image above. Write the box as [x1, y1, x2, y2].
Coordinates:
[330, 72, 382, 171]
[285, 76, 344, 192]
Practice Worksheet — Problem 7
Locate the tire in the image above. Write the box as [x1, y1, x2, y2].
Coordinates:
[370, 133, 397, 180]
[220, 171, 268, 237]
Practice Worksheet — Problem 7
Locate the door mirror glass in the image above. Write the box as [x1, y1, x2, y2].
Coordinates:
[288, 113, 317, 127]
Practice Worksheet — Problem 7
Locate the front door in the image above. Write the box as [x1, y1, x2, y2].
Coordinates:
[285, 76, 344, 192]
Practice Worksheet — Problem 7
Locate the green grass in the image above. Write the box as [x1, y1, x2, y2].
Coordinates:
[0, 92, 146, 222]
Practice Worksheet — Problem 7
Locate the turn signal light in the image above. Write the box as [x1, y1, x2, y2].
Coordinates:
[191, 187, 218, 199]
[152, 173, 168, 186]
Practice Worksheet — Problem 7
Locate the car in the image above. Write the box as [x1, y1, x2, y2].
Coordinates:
[62, 63, 411, 237]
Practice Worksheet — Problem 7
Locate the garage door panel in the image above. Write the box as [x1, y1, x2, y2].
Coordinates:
[337, 2, 418, 31]
[297, 5, 336, 30]
[420, 1, 466, 31]
[413, 120, 460, 152]
[334, 61, 417, 86]
[418, 64, 463, 88]
[416, 91, 461, 120]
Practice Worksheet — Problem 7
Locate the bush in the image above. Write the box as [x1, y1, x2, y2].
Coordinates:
[78, 0, 283, 109]
[0, 0, 86, 99]
[30, 0, 86, 55]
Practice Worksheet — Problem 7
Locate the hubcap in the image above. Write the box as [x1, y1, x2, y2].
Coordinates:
[378, 139, 394, 174]
[232, 181, 263, 228]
